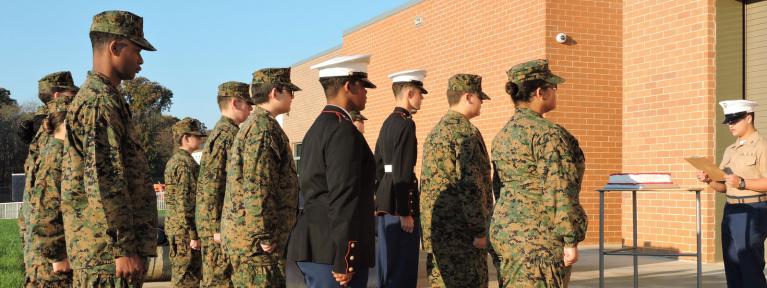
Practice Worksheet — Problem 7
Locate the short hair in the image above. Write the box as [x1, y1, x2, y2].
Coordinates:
[90, 31, 128, 51]
[176, 133, 198, 146]
[176, 133, 185, 146]
[250, 83, 288, 105]
[319, 77, 352, 99]
[392, 82, 419, 98]
[507, 79, 553, 103]
[217, 96, 234, 110]
[446, 89, 465, 106]
[38, 87, 70, 104]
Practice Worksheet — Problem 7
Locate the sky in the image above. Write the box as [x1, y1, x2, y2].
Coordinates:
[0, 1, 414, 126]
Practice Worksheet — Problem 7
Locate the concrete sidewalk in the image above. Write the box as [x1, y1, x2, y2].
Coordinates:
[569, 246, 727, 288]
[145, 245, 730, 287]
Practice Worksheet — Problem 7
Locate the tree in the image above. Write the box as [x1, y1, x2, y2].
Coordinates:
[0, 90, 33, 202]
[122, 77, 178, 183]
[0, 87, 16, 106]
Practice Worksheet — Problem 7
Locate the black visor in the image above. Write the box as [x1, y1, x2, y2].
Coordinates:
[722, 111, 749, 125]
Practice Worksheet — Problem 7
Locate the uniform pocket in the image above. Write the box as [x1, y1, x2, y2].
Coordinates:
[743, 154, 758, 166]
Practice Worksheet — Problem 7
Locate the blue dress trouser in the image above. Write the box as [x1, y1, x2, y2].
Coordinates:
[376, 214, 420, 288]
[296, 261, 369, 288]
[722, 202, 767, 288]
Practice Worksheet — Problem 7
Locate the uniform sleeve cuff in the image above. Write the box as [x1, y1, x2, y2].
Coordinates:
[563, 236, 578, 248]
[112, 246, 137, 258]
[473, 228, 487, 239]
[46, 251, 68, 263]
[333, 241, 358, 274]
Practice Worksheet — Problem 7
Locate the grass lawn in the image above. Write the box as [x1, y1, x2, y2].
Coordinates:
[0, 210, 166, 287]
[0, 219, 24, 288]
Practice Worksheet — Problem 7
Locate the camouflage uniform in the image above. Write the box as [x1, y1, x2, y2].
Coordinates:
[165, 118, 208, 287]
[23, 72, 79, 163]
[221, 67, 301, 288]
[61, 11, 158, 287]
[196, 82, 252, 288]
[489, 60, 587, 288]
[21, 99, 72, 287]
[420, 74, 492, 288]
[19, 71, 78, 248]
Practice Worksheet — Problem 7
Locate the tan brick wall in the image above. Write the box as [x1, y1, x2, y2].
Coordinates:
[622, 0, 717, 261]
[283, 48, 341, 144]
[545, 0, 624, 245]
[287, 0, 627, 246]
[340, 0, 548, 177]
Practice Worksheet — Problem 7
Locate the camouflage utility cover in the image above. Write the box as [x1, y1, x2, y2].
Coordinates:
[90, 10, 156, 51]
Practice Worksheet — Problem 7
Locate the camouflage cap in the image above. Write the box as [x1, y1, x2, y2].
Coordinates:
[172, 117, 208, 141]
[46, 96, 71, 115]
[38, 71, 79, 96]
[447, 74, 490, 100]
[34, 105, 48, 117]
[90, 10, 156, 51]
[218, 81, 255, 105]
[506, 59, 564, 85]
[349, 110, 368, 121]
[251, 68, 302, 92]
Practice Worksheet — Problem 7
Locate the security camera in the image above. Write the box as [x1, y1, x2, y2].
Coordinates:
[555, 33, 568, 44]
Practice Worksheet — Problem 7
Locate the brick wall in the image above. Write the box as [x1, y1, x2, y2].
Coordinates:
[287, 0, 626, 246]
[622, 0, 717, 261]
[283, 48, 341, 144]
[545, 0, 624, 245]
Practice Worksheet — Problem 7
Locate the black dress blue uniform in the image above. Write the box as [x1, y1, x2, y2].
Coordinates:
[287, 105, 376, 288]
[374, 106, 421, 288]
[288, 53, 378, 288]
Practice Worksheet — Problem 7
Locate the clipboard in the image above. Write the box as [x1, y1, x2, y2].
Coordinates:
[684, 156, 725, 181]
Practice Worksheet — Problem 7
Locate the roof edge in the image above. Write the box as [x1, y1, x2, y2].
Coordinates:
[342, 0, 423, 36]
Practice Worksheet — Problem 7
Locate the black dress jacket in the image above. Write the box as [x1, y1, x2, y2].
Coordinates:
[374, 107, 419, 216]
[287, 105, 376, 274]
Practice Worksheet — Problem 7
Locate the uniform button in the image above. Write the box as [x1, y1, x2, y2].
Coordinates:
[351, 243, 355, 248]
[350, 256, 355, 261]
[348, 267, 354, 272]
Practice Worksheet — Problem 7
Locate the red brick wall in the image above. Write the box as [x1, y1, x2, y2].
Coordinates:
[287, 0, 626, 246]
[545, 0, 624, 246]
[622, 0, 717, 261]
[283, 48, 341, 144]
[338, 0, 550, 168]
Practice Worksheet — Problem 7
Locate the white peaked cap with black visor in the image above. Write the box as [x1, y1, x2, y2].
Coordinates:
[311, 54, 376, 88]
[720, 100, 758, 124]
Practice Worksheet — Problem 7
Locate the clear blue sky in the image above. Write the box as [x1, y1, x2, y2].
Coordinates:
[0, 1, 413, 126]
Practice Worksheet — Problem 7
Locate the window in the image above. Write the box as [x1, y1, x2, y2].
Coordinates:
[294, 142, 302, 174]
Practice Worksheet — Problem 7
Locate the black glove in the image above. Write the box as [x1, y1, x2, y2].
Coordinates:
[16, 115, 45, 144]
